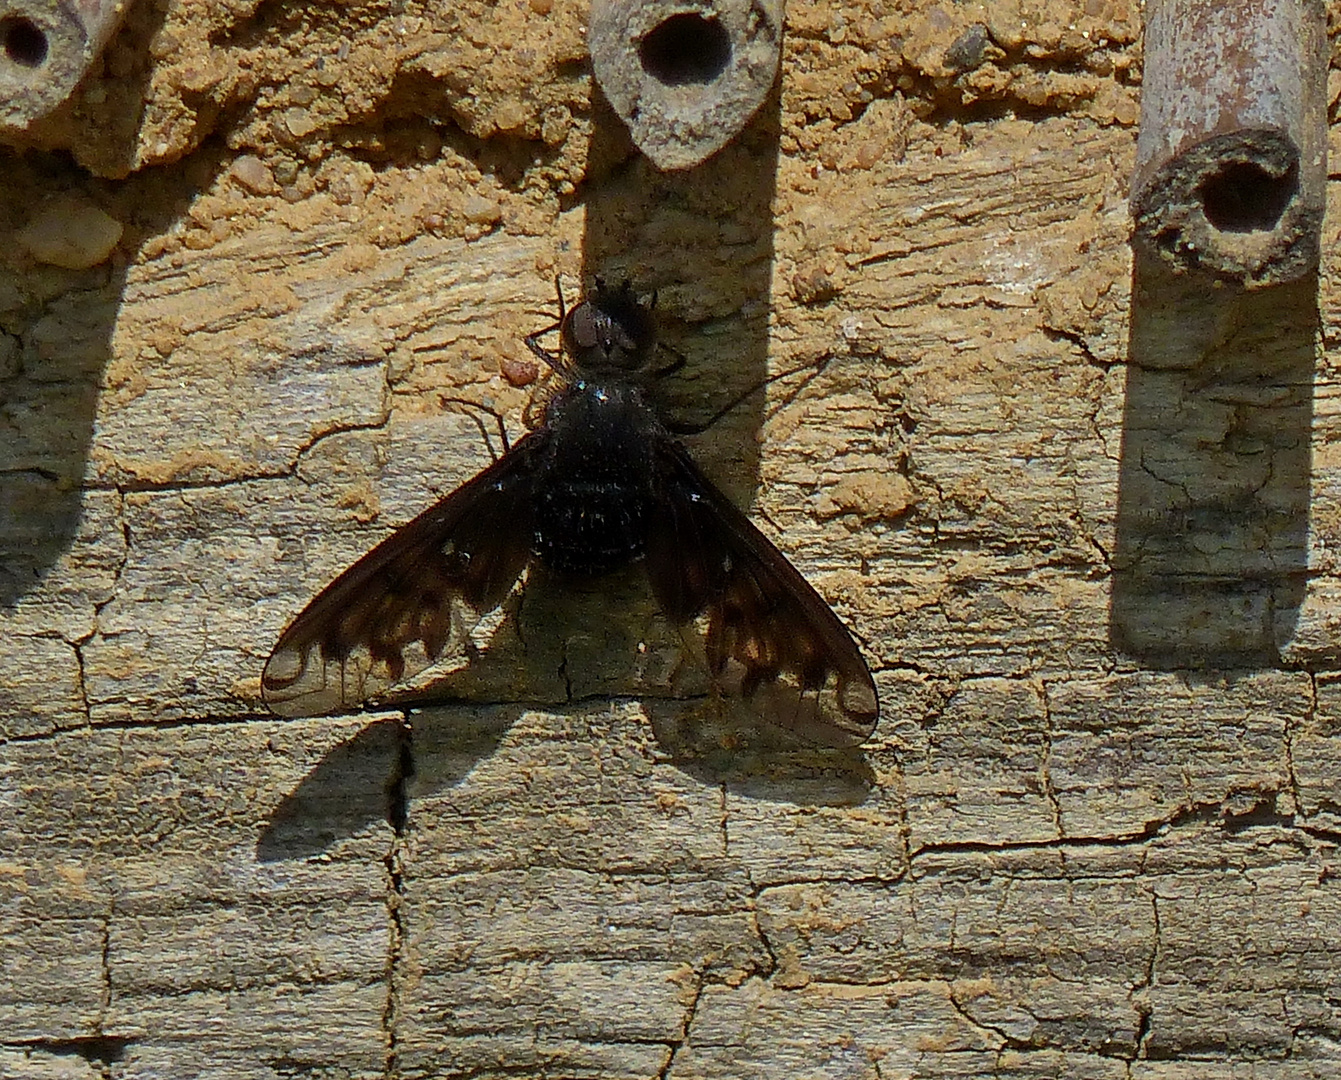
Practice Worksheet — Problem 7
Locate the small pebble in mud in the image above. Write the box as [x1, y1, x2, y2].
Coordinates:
[282, 107, 320, 139]
[945, 23, 993, 71]
[791, 261, 841, 305]
[500, 356, 540, 387]
[230, 155, 277, 195]
[18, 195, 124, 269]
[463, 193, 502, 226]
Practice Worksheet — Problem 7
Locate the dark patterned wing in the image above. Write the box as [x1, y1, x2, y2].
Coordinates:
[645, 439, 879, 746]
[262, 432, 545, 717]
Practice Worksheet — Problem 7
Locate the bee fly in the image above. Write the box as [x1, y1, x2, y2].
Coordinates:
[262, 281, 879, 745]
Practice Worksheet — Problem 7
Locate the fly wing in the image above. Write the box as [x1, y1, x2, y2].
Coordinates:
[645, 439, 879, 746]
[262, 432, 545, 717]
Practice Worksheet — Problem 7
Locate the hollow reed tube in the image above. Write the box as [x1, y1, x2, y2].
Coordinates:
[0, 0, 131, 130]
[589, 0, 784, 171]
[1130, 0, 1327, 285]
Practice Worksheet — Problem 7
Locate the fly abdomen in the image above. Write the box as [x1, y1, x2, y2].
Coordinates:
[533, 476, 651, 576]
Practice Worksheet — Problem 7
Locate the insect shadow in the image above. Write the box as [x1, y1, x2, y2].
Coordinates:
[255, 701, 873, 864]
[256, 708, 515, 862]
[256, 281, 879, 856]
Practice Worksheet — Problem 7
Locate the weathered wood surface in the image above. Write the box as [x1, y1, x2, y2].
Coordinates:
[3, 0, 1341, 1077]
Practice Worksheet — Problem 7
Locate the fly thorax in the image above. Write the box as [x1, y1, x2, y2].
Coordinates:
[531, 381, 659, 576]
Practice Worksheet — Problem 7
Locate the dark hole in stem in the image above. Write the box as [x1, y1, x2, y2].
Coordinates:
[1199, 160, 1298, 233]
[1, 16, 48, 68]
[639, 13, 731, 87]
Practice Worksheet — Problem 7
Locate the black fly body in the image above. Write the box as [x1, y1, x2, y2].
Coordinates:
[262, 281, 879, 745]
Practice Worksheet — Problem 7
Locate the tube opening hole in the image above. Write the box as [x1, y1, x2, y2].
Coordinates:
[639, 14, 731, 87]
[1, 16, 48, 68]
[1199, 161, 1298, 233]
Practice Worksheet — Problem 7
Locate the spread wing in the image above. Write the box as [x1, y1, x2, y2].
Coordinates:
[644, 440, 879, 746]
[262, 432, 545, 717]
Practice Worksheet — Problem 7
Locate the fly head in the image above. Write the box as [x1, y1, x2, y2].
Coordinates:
[562, 279, 658, 376]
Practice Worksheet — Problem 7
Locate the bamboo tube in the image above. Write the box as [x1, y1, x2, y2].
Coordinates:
[1130, 0, 1327, 285]
[0, 0, 131, 130]
[589, 0, 783, 171]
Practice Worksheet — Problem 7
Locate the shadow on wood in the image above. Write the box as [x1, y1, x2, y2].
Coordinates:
[647, 696, 876, 806]
[1111, 252, 1316, 665]
[0, 306, 107, 607]
[256, 716, 409, 860]
[578, 81, 780, 513]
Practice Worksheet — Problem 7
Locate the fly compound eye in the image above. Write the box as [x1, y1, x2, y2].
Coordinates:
[563, 302, 603, 354]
